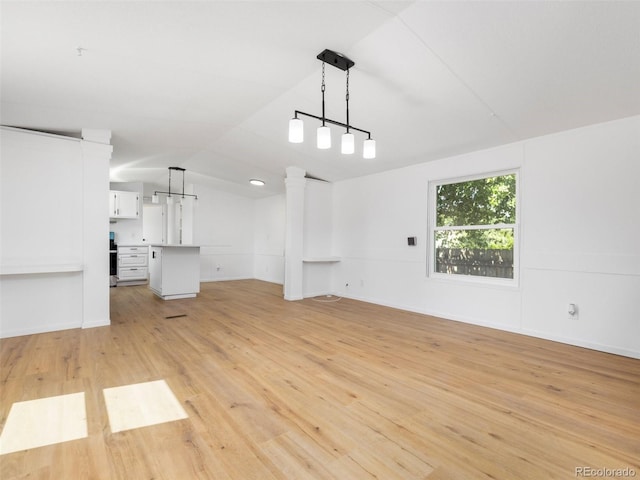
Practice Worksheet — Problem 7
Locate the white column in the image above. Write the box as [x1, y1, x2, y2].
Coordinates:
[167, 200, 179, 245]
[283, 166, 306, 301]
[180, 183, 196, 245]
[81, 129, 113, 329]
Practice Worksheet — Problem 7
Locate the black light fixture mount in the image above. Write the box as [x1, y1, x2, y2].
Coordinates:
[316, 48, 354, 71]
[289, 49, 376, 159]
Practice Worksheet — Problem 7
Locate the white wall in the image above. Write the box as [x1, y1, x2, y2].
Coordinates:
[254, 194, 286, 284]
[302, 179, 335, 297]
[0, 127, 111, 337]
[2, 130, 84, 264]
[519, 116, 640, 356]
[303, 180, 334, 258]
[330, 116, 640, 358]
[3, 115, 636, 359]
[193, 184, 255, 281]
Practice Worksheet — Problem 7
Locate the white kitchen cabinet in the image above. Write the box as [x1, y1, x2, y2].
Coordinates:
[117, 245, 148, 285]
[109, 190, 139, 218]
[149, 245, 200, 300]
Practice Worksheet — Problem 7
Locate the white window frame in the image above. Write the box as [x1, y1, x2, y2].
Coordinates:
[427, 169, 520, 287]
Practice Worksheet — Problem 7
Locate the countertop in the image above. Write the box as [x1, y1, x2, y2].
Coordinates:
[149, 244, 200, 248]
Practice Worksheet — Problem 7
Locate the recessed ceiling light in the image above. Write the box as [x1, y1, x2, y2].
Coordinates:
[249, 179, 265, 186]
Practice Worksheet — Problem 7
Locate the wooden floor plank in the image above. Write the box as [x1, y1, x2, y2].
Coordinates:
[1, 279, 638, 479]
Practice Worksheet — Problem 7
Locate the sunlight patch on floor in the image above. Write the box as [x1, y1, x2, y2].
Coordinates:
[1, 380, 188, 454]
[103, 379, 188, 433]
[0, 392, 87, 455]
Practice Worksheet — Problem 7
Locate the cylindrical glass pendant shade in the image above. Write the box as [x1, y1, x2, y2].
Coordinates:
[341, 132, 355, 154]
[363, 138, 376, 159]
[151, 194, 159, 204]
[288, 118, 304, 143]
[166, 196, 174, 205]
[317, 126, 331, 149]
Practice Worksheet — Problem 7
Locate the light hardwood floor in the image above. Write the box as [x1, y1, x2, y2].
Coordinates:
[1, 279, 638, 479]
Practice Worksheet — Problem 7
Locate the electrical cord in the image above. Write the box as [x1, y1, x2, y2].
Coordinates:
[310, 295, 343, 303]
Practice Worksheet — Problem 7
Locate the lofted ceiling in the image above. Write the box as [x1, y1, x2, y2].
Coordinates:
[2, 1, 639, 198]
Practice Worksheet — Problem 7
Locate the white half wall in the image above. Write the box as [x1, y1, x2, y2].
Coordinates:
[0, 127, 112, 338]
[331, 116, 640, 358]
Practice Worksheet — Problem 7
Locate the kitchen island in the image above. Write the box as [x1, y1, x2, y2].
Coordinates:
[148, 245, 200, 300]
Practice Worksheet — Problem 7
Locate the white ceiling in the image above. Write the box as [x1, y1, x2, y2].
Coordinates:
[2, 1, 639, 198]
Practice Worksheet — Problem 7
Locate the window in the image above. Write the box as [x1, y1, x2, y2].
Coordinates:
[429, 171, 518, 283]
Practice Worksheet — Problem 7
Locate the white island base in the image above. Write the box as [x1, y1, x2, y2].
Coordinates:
[149, 245, 200, 300]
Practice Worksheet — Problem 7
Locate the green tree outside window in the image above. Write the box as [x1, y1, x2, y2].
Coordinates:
[434, 173, 517, 279]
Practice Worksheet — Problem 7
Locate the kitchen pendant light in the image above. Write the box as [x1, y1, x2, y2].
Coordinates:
[152, 167, 198, 204]
[363, 139, 376, 159]
[288, 117, 303, 143]
[317, 126, 331, 149]
[341, 132, 355, 154]
[288, 49, 376, 159]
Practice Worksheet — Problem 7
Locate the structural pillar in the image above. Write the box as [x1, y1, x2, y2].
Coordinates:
[81, 128, 113, 328]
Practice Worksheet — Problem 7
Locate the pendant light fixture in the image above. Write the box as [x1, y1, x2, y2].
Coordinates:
[152, 167, 198, 204]
[289, 49, 376, 159]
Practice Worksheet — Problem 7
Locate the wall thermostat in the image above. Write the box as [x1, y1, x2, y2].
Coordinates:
[407, 236, 417, 246]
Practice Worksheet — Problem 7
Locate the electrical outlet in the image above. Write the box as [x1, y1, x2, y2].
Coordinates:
[568, 303, 578, 320]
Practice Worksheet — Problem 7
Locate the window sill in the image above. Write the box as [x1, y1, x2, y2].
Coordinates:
[428, 271, 520, 290]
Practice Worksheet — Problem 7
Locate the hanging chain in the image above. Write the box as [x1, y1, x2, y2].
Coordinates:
[346, 68, 350, 102]
[345, 68, 350, 131]
[320, 62, 326, 125]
